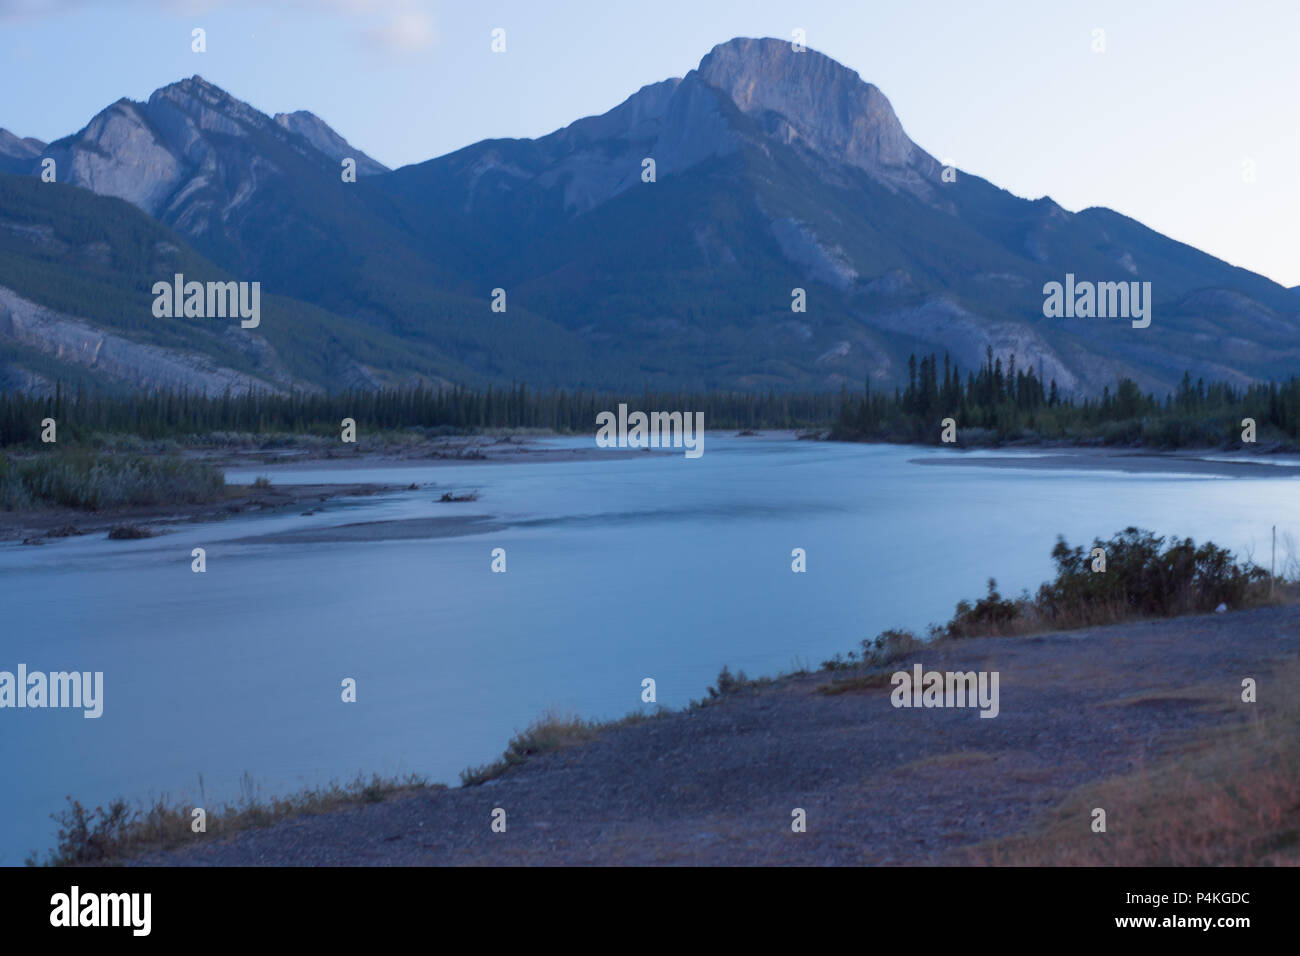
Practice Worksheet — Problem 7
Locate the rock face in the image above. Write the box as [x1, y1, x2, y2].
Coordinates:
[39, 77, 386, 269]
[46, 100, 189, 214]
[45, 75, 384, 206]
[0, 285, 284, 396]
[273, 110, 389, 175]
[696, 38, 941, 194]
[4, 40, 1298, 397]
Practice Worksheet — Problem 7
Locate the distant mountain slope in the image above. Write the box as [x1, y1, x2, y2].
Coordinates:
[23, 79, 604, 391]
[4, 39, 1297, 395]
[0, 128, 44, 176]
[0, 174, 485, 396]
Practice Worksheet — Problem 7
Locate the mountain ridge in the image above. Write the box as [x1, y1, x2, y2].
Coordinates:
[1, 37, 1295, 397]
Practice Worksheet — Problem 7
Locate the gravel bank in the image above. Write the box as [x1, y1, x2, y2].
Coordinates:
[131, 603, 1300, 866]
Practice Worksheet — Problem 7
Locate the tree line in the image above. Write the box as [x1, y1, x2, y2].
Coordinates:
[0, 381, 838, 447]
[832, 348, 1300, 446]
[3, 351, 1300, 449]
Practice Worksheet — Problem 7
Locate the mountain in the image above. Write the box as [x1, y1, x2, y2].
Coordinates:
[0, 174, 480, 396]
[8, 77, 604, 393]
[0, 129, 45, 176]
[36, 76, 426, 280]
[3, 39, 1297, 397]
[372, 37, 1300, 393]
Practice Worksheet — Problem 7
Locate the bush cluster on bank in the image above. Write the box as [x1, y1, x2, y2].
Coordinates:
[0, 451, 225, 510]
[824, 527, 1276, 669]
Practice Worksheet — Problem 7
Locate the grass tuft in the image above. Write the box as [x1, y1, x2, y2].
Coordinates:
[27, 771, 434, 866]
[459, 708, 664, 787]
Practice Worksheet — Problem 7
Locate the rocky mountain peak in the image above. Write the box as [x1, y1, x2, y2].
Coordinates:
[147, 74, 272, 138]
[696, 37, 938, 189]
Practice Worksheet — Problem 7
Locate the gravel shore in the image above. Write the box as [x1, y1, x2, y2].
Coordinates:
[130, 602, 1300, 866]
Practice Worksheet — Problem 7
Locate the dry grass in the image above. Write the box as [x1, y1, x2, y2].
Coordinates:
[31, 771, 435, 866]
[460, 707, 663, 786]
[967, 659, 1300, 866]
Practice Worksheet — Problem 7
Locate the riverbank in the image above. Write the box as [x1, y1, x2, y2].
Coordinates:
[0, 433, 661, 544]
[112, 601, 1299, 866]
[0, 479, 403, 545]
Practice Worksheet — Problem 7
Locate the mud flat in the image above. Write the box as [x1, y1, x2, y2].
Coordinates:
[0, 482, 400, 545]
[0, 434, 655, 545]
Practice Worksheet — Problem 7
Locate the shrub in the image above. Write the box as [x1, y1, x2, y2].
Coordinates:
[860, 628, 923, 664]
[944, 579, 1023, 638]
[1035, 527, 1266, 625]
[708, 665, 750, 698]
[0, 451, 224, 511]
[821, 527, 1276, 667]
[37, 798, 137, 866]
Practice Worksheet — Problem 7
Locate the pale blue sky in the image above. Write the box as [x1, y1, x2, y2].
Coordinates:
[2, 0, 1296, 286]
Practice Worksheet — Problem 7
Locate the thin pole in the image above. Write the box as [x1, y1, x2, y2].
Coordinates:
[1271, 525, 1276, 597]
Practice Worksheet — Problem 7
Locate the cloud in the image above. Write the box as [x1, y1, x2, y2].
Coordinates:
[364, 8, 435, 53]
[1, 0, 437, 48]
[313, 0, 437, 55]
[0, 0, 93, 19]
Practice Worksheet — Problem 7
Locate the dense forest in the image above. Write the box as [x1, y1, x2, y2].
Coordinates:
[832, 349, 1300, 447]
[3, 349, 1300, 449]
[0, 381, 838, 446]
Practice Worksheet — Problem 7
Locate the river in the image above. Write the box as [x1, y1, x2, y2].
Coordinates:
[2, 435, 1297, 863]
